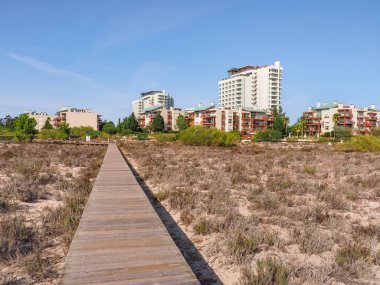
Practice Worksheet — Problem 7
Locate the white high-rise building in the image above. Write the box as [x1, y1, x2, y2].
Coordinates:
[132, 90, 174, 115]
[218, 61, 282, 111]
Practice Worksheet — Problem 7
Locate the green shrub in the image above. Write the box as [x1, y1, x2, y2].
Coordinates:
[253, 130, 282, 142]
[153, 133, 177, 142]
[155, 190, 169, 201]
[70, 126, 94, 138]
[36, 129, 68, 140]
[336, 135, 380, 152]
[333, 127, 352, 140]
[318, 136, 333, 143]
[228, 233, 258, 262]
[87, 130, 101, 138]
[238, 258, 289, 285]
[136, 133, 148, 140]
[370, 127, 380, 137]
[193, 217, 213, 235]
[321, 131, 331, 137]
[178, 126, 240, 147]
[13, 132, 34, 142]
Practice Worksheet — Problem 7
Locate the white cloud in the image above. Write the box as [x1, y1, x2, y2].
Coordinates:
[7, 52, 93, 84]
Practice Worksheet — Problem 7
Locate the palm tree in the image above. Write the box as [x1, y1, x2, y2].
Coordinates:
[283, 116, 289, 136]
[332, 113, 340, 138]
[300, 116, 306, 137]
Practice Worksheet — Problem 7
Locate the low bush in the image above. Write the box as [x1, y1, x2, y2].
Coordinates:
[13, 132, 34, 142]
[333, 127, 353, 140]
[36, 129, 68, 140]
[336, 135, 380, 152]
[0, 197, 17, 213]
[193, 217, 214, 235]
[252, 130, 282, 142]
[155, 190, 169, 201]
[227, 232, 258, 263]
[180, 211, 195, 226]
[0, 216, 39, 260]
[135, 133, 148, 140]
[237, 258, 290, 285]
[335, 243, 370, 266]
[70, 126, 94, 138]
[153, 133, 177, 142]
[178, 126, 240, 147]
[24, 250, 58, 280]
[370, 127, 380, 137]
[290, 226, 333, 254]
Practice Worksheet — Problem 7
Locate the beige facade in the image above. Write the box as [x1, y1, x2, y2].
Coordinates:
[55, 107, 100, 130]
[26, 111, 54, 131]
[26, 107, 100, 131]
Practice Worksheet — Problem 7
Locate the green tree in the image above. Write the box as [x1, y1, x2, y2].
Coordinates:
[334, 126, 352, 140]
[151, 112, 165, 132]
[58, 122, 71, 137]
[42, 117, 53, 130]
[273, 115, 286, 135]
[176, 114, 188, 131]
[102, 121, 116, 135]
[0, 115, 17, 131]
[15, 114, 37, 135]
[125, 113, 140, 132]
[332, 113, 340, 138]
[271, 106, 279, 117]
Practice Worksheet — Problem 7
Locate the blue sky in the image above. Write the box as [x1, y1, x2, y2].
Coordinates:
[1, 0, 379, 123]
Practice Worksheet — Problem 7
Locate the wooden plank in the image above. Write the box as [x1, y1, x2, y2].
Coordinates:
[59, 144, 199, 285]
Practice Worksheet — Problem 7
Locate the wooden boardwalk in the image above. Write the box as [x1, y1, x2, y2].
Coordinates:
[59, 144, 199, 285]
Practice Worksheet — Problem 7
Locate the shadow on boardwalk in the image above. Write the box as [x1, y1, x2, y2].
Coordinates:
[120, 149, 224, 285]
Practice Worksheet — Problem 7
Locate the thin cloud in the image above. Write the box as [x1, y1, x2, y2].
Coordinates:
[90, 1, 220, 55]
[7, 52, 93, 84]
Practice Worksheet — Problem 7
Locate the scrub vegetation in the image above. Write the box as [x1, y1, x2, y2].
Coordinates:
[0, 143, 106, 284]
[121, 139, 380, 285]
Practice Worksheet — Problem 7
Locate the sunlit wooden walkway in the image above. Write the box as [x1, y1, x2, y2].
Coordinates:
[59, 143, 199, 285]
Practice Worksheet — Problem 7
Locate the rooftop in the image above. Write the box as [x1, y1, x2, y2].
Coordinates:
[140, 90, 167, 97]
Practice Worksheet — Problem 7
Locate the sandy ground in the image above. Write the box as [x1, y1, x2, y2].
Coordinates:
[121, 140, 380, 285]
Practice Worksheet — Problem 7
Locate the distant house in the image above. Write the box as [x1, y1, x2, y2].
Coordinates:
[302, 102, 380, 136]
[25, 106, 101, 130]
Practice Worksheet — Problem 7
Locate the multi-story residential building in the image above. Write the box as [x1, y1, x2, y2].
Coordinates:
[26, 107, 100, 131]
[132, 90, 174, 115]
[137, 106, 183, 132]
[303, 102, 380, 136]
[25, 111, 54, 131]
[218, 61, 282, 111]
[185, 103, 273, 136]
[54, 107, 100, 130]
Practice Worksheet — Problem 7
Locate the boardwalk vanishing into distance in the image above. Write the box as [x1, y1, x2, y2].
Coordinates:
[59, 143, 199, 285]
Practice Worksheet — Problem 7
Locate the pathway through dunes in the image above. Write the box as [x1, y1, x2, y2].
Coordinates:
[59, 143, 199, 285]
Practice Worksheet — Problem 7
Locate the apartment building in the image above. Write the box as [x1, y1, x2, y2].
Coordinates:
[132, 90, 174, 115]
[218, 61, 282, 111]
[137, 106, 183, 132]
[185, 103, 273, 135]
[303, 102, 380, 136]
[54, 107, 100, 130]
[26, 111, 54, 131]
